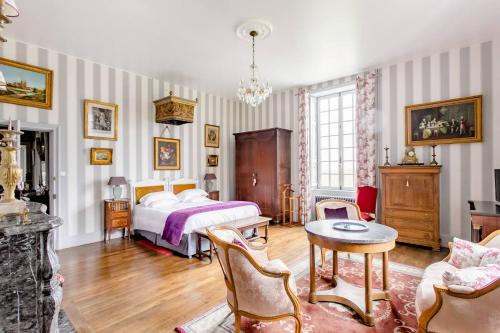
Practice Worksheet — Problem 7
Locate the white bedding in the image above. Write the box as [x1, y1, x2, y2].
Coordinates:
[132, 199, 260, 235]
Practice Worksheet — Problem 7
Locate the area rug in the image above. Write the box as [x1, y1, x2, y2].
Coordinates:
[136, 239, 173, 256]
[175, 253, 424, 333]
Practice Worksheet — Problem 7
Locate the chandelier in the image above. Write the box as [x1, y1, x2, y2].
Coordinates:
[0, 0, 19, 43]
[237, 30, 272, 107]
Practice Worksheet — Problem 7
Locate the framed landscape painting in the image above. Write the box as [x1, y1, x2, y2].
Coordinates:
[154, 137, 180, 170]
[84, 99, 118, 141]
[406, 95, 482, 146]
[90, 148, 113, 165]
[204, 124, 220, 148]
[0, 57, 53, 109]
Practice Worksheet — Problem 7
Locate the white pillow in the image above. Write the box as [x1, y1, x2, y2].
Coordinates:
[148, 198, 178, 210]
[140, 191, 178, 206]
[177, 189, 208, 202]
[188, 196, 212, 203]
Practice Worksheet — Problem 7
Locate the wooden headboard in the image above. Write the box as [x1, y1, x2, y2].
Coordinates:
[134, 185, 165, 204]
[171, 183, 196, 194]
[169, 178, 199, 194]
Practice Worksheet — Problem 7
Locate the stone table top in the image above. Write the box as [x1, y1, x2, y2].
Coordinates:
[305, 220, 398, 244]
[0, 211, 62, 236]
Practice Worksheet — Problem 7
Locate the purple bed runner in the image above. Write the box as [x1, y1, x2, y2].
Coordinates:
[161, 201, 261, 246]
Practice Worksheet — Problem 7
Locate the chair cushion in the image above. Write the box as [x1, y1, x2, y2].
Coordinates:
[324, 207, 349, 220]
[232, 238, 248, 251]
[443, 264, 500, 293]
[448, 237, 489, 268]
[480, 248, 500, 266]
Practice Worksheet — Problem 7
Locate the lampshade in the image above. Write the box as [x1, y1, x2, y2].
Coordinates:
[3, 0, 19, 17]
[108, 176, 127, 186]
[204, 173, 216, 181]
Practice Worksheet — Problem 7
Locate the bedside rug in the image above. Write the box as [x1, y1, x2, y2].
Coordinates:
[136, 239, 173, 256]
[175, 254, 424, 333]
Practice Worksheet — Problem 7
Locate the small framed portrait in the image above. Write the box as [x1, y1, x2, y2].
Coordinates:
[84, 99, 118, 141]
[0, 57, 53, 109]
[406, 95, 482, 146]
[204, 124, 220, 148]
[90, 148, 113, 165]
[207, 154, 219, 167]
[154, 137, 180, 170]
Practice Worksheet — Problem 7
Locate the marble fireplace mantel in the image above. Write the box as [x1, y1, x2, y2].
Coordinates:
[0, 203, 63, 333]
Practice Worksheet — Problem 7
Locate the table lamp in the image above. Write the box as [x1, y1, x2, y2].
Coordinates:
[203, 173, 216, 192]
[108, 177, 127, 200]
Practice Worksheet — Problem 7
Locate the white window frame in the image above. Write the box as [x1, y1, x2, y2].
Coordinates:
[311, 84, 356, 191]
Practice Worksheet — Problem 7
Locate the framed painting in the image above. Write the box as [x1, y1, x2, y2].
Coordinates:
[90, 148, 113, 165]
[84, 99, 118, 140]
[207, 154, 218, 167]
[0, 57, 53, 109]
[154, 137, 180, 170]
[406, 95, 482, 146]
[204, 124, 220, 148]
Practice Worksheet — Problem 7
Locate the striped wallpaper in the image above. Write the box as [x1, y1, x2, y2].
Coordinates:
[3, 37, 500, 249]
[246, 40, 500, 245]
[0, 39, 241, 249]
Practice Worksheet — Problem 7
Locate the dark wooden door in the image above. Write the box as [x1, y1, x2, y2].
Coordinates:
[235, 135, 257, 203]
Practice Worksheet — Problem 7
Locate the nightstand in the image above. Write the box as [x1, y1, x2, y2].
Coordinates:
[104, 199, 131, 242]
[208, 190, 220, 201]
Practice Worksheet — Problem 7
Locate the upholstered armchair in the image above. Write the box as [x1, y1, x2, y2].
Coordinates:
[207, 226, 302, 333]
[315, 199, 363, 267]
[416, 230, 500, 333]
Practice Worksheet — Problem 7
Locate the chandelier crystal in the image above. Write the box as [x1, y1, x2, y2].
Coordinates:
[237, 30, 272, 107]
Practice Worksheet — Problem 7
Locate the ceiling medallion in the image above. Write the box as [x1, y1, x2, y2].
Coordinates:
[236, 20, 272, 107]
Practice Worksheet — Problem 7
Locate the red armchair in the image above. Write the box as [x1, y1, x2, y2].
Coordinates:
[356, 186, 378, 222]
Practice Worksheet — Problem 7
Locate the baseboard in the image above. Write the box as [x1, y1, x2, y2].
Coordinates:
[58, 229, 127, 249]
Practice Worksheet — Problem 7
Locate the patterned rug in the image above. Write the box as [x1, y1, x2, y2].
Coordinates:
[175, 253, 424, 333]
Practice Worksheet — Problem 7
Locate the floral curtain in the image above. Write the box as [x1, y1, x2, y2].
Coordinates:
[298, 88, 311, 223]
[355, 70, 378, 186]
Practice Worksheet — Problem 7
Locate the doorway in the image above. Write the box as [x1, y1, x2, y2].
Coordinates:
[0, 121, 58, 217]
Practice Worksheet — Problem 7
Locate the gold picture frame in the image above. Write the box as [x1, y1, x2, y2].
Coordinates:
[205, 124, 220, 148]
[207, 154, 219, 167]
[154, 137, 181, 170]
[84, 99, 118, 141]
[406, 95, 482, 146]
[0, 57, 53, 109]
[90, 148, 113, 165]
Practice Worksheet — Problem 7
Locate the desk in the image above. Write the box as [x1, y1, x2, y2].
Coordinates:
[469, 201, 500, 242]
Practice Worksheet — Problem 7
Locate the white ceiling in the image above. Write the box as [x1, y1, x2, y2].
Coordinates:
[8, 0, 500, 98]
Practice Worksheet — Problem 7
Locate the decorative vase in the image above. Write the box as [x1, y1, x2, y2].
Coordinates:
[0, 127, 26, 215]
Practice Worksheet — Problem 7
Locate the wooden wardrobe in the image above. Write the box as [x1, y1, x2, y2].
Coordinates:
[234, 128, 292, 221]
[379, 165, 441, 251]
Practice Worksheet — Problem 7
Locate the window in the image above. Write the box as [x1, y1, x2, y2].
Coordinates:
[311, 86, 356, 190]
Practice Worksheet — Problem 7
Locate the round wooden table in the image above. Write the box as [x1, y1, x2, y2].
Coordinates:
[305, 220, 398, 326]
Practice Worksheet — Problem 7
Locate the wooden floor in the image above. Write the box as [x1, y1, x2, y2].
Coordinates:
[59, 225, 447, 333]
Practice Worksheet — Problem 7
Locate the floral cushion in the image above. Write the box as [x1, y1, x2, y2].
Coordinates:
[448, 237, 489, 268]
[480, 248, 500, 266]
[442, 264, 500, 293]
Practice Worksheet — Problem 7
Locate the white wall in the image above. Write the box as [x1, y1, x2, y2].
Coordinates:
[0, 39, 239, 249]
[250, 40, 500, 245]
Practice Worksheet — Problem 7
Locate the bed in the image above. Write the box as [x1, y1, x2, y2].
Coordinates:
[131, 178, 260, 258]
